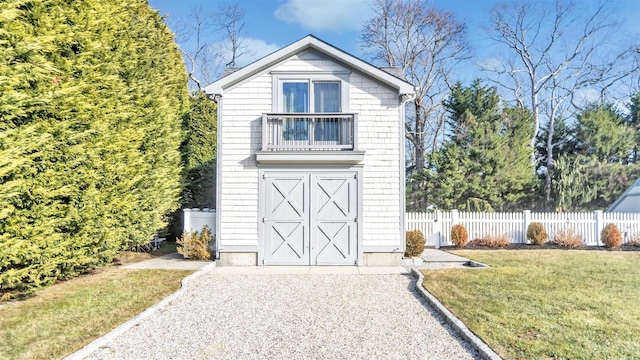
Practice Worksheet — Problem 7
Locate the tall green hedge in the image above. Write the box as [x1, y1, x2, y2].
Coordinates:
[0, 0, 187, 298]
[166, 92, 217, 238]
[181, 92, 217, 209]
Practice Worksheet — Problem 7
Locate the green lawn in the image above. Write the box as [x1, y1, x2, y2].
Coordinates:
[0, 266, 193, 360]
[421, 250, 640, 360]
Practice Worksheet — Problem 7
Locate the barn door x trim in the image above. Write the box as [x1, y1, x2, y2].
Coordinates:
[259, 168, 363, 266]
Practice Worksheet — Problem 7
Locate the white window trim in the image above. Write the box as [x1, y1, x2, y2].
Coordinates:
[271, 71, 350, 113]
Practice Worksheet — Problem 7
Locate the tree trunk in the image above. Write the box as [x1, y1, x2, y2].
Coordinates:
[545, 115, 555, 210]
[413, 101, 425, 171]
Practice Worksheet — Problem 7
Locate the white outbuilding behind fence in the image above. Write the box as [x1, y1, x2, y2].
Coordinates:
[183, 208, 216, 234]
[406, 210, 640, 247]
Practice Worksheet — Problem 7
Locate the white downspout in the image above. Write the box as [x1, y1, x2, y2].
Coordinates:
[212, 93, 223, 260]
[399, 90, 417, 257]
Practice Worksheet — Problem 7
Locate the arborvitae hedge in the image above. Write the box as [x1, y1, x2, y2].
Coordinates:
[0, 0, 187, 298]
[167, 92, 217, 238]
[181, 92, 217, 209]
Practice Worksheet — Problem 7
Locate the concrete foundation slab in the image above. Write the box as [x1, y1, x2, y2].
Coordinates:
[362, 252, 402, 266]
[217, 252, 257, 266]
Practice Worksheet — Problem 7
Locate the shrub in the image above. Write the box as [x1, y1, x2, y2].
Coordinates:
[451, 224, 469, 247]
[527, 222, 548, 245]
[469, 233, 510, 248]
[405, 230, 426, 257]
[177, 226, 214, 260]
[601, 223, 623, 248]
[552, 228, 583, 248]
[0, 0, 187, 298]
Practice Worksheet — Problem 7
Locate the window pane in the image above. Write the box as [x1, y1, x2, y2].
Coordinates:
[314, 82, 340, 113]
[282, 82, 309, 113]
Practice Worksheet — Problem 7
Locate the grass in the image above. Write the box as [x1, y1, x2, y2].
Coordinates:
[421, 250, 640, 360]
[0, 265, 193, 360]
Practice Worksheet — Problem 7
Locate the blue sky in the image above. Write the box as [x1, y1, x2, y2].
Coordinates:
[148, 0, 640, 85]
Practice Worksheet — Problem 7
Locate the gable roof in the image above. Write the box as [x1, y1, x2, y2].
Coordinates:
[205, 35, 415, 96]
[606, 177, 640, 212]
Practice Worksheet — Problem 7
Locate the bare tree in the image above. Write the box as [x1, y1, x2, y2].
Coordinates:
[171, 7, 217, 92]
[361, 0, 469, 172]
[171, 3, 250, 92]
[212, 3, 249, 68]
[483, 0, 638, 207]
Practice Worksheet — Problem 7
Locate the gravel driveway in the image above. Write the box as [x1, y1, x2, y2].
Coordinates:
[85, 271, 479, 359]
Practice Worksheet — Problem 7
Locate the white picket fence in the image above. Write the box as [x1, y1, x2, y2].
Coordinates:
[406, 210, 640, 247]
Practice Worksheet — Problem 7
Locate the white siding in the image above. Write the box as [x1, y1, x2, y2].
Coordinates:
[218, 74, 271, 247]
[350, 73, 402, 248]
[218, 53, 403, 251]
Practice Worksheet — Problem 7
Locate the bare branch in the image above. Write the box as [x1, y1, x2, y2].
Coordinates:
[483, 0, 631, 206]
[361, 0, 469, 170]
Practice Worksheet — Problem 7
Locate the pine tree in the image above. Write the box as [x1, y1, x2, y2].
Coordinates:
[625, 92, 640, 163]
[552, 155, 640, 211]
[0, 0, 187, 298]
[574, 103, 632, 163]
[411, 80, 535, 211]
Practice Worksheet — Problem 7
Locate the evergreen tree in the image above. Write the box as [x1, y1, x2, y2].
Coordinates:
[0, 0, 187, 297]
[535, 117, 578, 173]
[549, 100, 640, 210]
[181, 92, 217, 209]
[625, 92, 640, 163]
[574, 103, 632, 163]
[410, 80, 535, 211]
[167, 92, 218, 238]
[552, 155, 640, 211]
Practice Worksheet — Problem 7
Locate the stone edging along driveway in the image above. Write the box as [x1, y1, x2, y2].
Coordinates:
[64, 262, 218, 360]
[410, 268, 502, 360]
[66, 265, 500, 359]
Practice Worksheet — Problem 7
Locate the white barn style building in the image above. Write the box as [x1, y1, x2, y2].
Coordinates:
[205, 35, 415, 266]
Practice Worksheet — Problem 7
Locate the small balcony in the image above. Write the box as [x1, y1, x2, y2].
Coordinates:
[257, 113, 364, 165]
[262, 113, 357, 151]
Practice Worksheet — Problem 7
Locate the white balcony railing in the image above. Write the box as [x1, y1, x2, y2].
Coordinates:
[262, 113, 357, 151]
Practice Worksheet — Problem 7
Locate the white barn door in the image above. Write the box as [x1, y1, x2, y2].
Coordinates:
[263, 174, 309, 265]
[311, 173, 358, 265]
[262, 171, 358, 265]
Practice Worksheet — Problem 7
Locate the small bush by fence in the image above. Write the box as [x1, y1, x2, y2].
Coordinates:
[406, 210, 640, 247]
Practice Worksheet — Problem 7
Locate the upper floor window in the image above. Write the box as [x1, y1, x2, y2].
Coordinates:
[272, 72, 350, 144]
[282, 81, 341, 113]
[281, 80, 342, 141]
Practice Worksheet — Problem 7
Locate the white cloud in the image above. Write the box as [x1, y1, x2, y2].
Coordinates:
[477, 57, 505, 72]
[573, 88, 600, 108]
[236, 37, 281, 66]
[215, 37, 281, 68]
[274, 0, 371, 33]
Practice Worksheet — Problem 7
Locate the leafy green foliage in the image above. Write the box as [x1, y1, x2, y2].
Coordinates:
[409, 80, 535, 211]
[181, 92, 217, 208]
[526, 222, 547, 245]
[535, 117, 578, 174]
[552, 155, 640, 211]
[404, 230, 426, 257]
[601, 223, 622, 248]
[625, 92, 640, 163]
[177, 226, 213, 260]
[574, 103, 632, 163]
[167, 92, 217, 237]
[0, 0, 187, 298]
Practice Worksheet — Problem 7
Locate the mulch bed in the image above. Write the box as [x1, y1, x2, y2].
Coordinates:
[442, 243, 640, 251]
